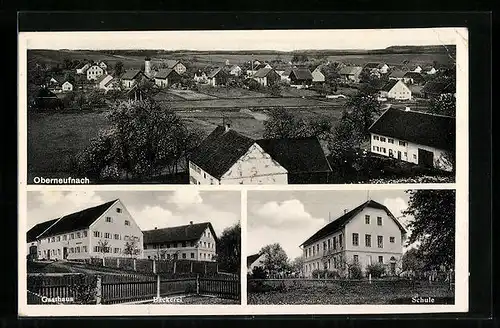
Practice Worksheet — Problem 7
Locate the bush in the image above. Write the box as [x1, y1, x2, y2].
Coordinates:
[348, 263, 363, 279]
[311, 269, 340, 279]
[251, 266, 268, 279]
[366, 263, 386, 278]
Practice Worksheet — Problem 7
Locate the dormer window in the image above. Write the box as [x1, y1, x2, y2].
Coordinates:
[116, 208, 122, 213]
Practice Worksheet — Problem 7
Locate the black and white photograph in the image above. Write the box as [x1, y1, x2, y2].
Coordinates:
[23, 29, 459, 185]
[246, 189, 456, 305]
[24, 190, 241, 305]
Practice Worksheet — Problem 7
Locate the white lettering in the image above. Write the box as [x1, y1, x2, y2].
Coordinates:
[32, 177, 90, 184]
[153, 296, 183, 303]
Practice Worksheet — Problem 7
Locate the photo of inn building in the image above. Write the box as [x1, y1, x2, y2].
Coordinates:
[26, 199, 144, 261]
[369, 108, 455, 171]
[142, 222, 217, 261]
[300, 200, 407, 278]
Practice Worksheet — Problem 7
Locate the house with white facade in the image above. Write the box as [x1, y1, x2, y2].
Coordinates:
[143, 222, 217, 261]
[246, 62, 272, 77]
[339, 66, 363, 83]
[247, 253, 267, 275]
[86, 64, 106, 81]
[207, 68, 228, 87]
[121, 69, 148, 89]
[96, 74, 114, 90]
[163, 60, 187, 75]
[154, 68, 181, 88]
[252, 68, 280, 87]
[61, 81, 73, 92]
[379, 80, 412, 100]
[364, 62, 389, 74]
[26, 199, 144, 261]
[311, 66, 326, 83]
[229, 65, 242, 76]
[301, 200, 407, 278]
[369, 108, 455, 171]
[188, 125, 332, 185]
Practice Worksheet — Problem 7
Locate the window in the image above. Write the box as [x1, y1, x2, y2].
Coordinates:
[380, 137, 386, 142]
[327, 239, 331, 249]
[312, 246, 315, 256]
[105, 233, 111, 239]
[56, 236, 61, 242]
[182, 253, 187, 259]
[365, 234, 372, 247]
[333, 236, 337, 250]
[82, 246, 87, 252]
[116, 208, 122, 213]
[352, 233, 359, 246]
[378, 256, 383, 263]
[70, 234, 74, 240]
[413, 154, 417, 159]
[114, 234, 120, 240]
[390, 237, 395, 243]
[124, 235, 129, 240]
[167, 243, 171, 249]
[105, 217, 112, 223]
[316, 244, 319, 253]
[377, 236, 383, 248]
[208, 242, 211, 248]
[63, 235, 67, 241]
[76, 232, 81, 238]
[323, 241, 327, 251]
[76, 246, 80, 253]
[388, 138, 394, 144]
[377, 217, 382, 226]
[353, 255, 359, 263]
[94, 246, 99, 252]
[399, 141, 406, 146]
[203, 253, 206, 259]
[124, 220, 130, 226]
[404, 152, 407, 157]
[191, 253, 194, 259]
[182, 242, 186, 247]
[70, 247, 74, 253]
[51, 237, 55, 242]
[83, 231, 87, 237]
[365, 215, 370, 224]
[93, 231, 99, 237]
[57, 249, 61, 256]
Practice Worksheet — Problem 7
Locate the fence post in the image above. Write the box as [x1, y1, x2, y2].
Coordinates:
[153, 260, 156, 274]
[95, 275, 102, 304]
[156, 274, 160, 298]
[102, 257, 105, 267]
[133, 258, 137, 271]
[173, 261, 176, 274]
[369, 273, 372, 284]
[204, 263, 207, 275]
[196, 274, 200, 295]
[117, 258, 120, 268]
[190, 261, 193, 273]
[216, 263, 219, 274]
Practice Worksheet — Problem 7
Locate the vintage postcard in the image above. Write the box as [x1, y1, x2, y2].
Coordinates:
[18, 27, 468, 315]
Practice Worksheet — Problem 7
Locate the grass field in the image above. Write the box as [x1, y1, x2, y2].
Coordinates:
[197, 85, 269, 98]
[167, 89, 217, 100]
[163, 96, 337, 109]
[247, 279, 454, 305]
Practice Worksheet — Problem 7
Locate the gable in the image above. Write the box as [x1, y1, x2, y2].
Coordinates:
[143, 222, 217, 245]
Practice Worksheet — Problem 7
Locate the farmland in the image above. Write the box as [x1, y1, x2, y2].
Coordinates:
[247, 279, 454, 305]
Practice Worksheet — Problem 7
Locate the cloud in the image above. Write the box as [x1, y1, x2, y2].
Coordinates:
[248, 199, 326, 259]
[127, 205, 182, 231]
[166, 189, 203, 209]
[383, 197, 409, 225]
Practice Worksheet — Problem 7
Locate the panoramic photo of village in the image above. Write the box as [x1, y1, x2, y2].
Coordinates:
[26, 39, 456, 185]
[25, 190, 241, 305]
[246, 189, 455, 305]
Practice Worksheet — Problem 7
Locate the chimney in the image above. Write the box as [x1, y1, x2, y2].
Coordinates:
[224, 123, 230, 132]
[154, 227, 157, 230]
[189, 221, 193, 225]
[344, 209, 348, 214]
[144, 57, 152, 77]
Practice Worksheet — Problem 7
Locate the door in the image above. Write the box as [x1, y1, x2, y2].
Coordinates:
[63, 247, 68, 260]
[397, 151, 402, 160]
[390, 263, 396, 275]
[418, 148, 434, 168]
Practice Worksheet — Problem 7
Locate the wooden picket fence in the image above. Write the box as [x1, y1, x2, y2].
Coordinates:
[27, 273, 240, 304]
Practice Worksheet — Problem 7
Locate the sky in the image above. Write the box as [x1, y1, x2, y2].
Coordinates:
[247, 190, 413, 260]
[26, 190, 240, 237]
[22, 28, 464, 51]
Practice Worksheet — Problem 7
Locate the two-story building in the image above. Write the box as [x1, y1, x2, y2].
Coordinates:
[86, 64, 106, 81]
[163, 60, 187, 75]
[188, 125, 332, 185]
[300, 200, 407, 278]
[142, 222, 217, 261]
[379, 80, 412, 100]
[369, 108, 455, 171]
[26, 199, 144, 261]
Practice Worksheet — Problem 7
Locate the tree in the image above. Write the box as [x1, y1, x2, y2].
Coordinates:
[403, 189, 455, 270]
[77, 100, 203, 181]
[290, 255, 305, 276]
[114, 61, 124, 76]
[259, 243, 290, 276]
[429, 93, 456, 117]
[216, 223, 241, 274]
[291, 53, 309, 63]
[97, 239, 110, 259]
[263, 107, 332, 139]
[401, 247, 425, 275]
[124, 240, 141, 258]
